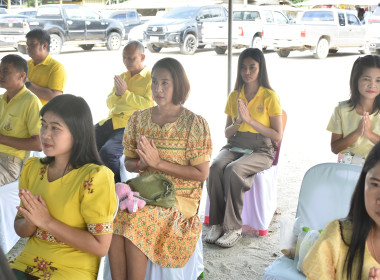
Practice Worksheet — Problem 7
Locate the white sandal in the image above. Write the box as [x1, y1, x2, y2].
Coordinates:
[215, 229, 242, 248]
[205, 225, 224, 244]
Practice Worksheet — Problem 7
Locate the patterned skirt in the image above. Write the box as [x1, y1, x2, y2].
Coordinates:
[113, 205, 201, 268]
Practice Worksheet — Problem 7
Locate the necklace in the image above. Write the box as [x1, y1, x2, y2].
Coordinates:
[371, 229, 379, 263]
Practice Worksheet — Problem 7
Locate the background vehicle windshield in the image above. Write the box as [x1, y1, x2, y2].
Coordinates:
[163, 7, 198, 19]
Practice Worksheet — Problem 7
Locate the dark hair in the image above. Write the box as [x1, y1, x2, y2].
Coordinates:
[344, 141, 380, 279]
[348, 55, 380, 114]
[1, 54, 28, 76]
[152, 57, 190, 105]
[124, 40, 145, 54]
[234, 48, 273, 92]
[26, 28, 51, 52]
[40, 94, 103, 169]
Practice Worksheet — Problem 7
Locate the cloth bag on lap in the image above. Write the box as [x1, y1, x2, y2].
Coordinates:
[126, 174, 176, 208]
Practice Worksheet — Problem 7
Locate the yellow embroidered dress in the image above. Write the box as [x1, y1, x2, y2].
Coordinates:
[10, 157, 117, 280]
[113, 107, 212, 268]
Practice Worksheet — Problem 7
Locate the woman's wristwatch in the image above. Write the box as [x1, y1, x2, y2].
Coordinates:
[232, 118, 242, 127]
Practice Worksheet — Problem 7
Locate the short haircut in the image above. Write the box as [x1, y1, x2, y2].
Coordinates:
[124, 40, 145, 54]
[26, 28, 51, 52]
[152, 57, 190, 105]
[1, 54, 28, 75]
[40, 94, 103, 169]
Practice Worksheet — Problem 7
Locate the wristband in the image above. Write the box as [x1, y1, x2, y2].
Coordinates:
[232, 118, 242, 127]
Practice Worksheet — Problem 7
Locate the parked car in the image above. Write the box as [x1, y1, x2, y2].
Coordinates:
[0, 14, 29, 49]
[144, 5, 228, 55]
[368, 5, 380, 55]
[0, 8, 7, 15]
[8, 8, 37, 17]
[107, 9, 143, 39]
[202, 5, 293, 55]
[13, 4, 125, 54]
[272, 9, 368, 59]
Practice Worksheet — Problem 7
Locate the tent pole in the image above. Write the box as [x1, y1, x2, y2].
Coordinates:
[227, 0, 232, 95]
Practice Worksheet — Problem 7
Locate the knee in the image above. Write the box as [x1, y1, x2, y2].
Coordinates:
[209, 159, 226, 175]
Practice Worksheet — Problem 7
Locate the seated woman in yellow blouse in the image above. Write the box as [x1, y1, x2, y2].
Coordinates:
[10, 94, 117, 279]
[327, 55, 380, 161]
[303, 142, 380, 280]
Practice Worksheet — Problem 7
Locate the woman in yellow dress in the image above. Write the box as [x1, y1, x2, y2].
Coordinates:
[109, 57, 212, 280]
[303, 142, 380, 279]
[10, 94, 117, 279]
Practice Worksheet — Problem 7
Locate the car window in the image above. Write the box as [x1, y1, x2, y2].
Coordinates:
[263, 10, 274, 23]
[338, 12, 345, 26]
[199, 8, 212, 19]
[209, 7, 222, 18]
[126, 11, 138, 22]
[83, 9, 100, 20]
[37, 7, 61, 17]
[112, 14, 125, 20]
[347, 13, 360, 25]
[65, 8, 83, 19]
[274, 11, 288, 24]
[233, 11, 260, 21]
[302, 11, 334, 21]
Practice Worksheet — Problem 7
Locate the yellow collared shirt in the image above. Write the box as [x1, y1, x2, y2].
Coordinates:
[98, 67, 154, 130]
[225, 85, 282, 133]
[0, 87, 42, 160]
[28, 54, 67, 106]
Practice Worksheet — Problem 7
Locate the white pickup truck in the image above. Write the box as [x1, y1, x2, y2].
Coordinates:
[201, 5, 293, 54]
[273, 8, 368, 59]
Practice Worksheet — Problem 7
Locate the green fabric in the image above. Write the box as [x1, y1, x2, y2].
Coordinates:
[126, 174, 176, 208]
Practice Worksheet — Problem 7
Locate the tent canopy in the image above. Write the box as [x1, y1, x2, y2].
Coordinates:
[298, 0, 379, 6]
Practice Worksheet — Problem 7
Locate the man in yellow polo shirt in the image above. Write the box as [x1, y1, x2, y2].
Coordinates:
[25, 29, 67, 106]
[0, 54, 42, 186]
[95, 40, 153, 183]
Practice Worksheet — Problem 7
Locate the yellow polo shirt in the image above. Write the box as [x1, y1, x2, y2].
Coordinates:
[98, 67, 154, 130]
[327, 101, 380, 158]
[28, 54, 67, 106]
[225, 85, 282, 133]
[0, 87, 42, 160]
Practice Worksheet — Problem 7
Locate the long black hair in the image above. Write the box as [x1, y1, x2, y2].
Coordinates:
[234, 48, 273, 92]
[348, 55, 380, 114]
[40, 94, 103, 169]
[344, 141, 380, 279]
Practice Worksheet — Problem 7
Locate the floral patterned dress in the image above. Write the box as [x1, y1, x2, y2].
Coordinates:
[113, 107, 212, 268]
[10, 157, 117, 280]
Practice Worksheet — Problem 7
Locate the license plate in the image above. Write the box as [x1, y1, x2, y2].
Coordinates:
[150, 36, 159, 42]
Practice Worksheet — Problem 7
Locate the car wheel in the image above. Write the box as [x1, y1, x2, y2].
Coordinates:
[147, 43, 162, 53]
[17, 44, 27, 54]
[80, 44, 94, 51]
[329, 49, 338, 54]
[50, 34, 62, 54]
[215, 46, 227, 55]
[359, 42, 370, 54]
[180, 34, 197, 55]
[314, 38, 329, 59]
[251, 36, 262, 51]
[277, 49, 290, 58]
[106, 32, 122, 51]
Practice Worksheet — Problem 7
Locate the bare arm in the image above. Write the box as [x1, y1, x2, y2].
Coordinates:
[0, 134, 41, 151]
[16, 189, 112, 257]
[28, 82, 62, 102]
[224, 115, 241, 139]
[330, 133, 360, 154]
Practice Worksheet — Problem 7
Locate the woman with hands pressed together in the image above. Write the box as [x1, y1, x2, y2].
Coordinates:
[206, 48, 282, 248]
[302, 142, 380, 280]
[108, 57, 212, 280]
[328, 55, 380, 164]
[10, 94, 117, 279]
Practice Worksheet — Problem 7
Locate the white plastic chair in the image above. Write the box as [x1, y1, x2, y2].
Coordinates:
[99, 155, 204, 280]
[262, 162, 362, 280]
[204, 110, 287, 236]
[0, 151, 44, 254]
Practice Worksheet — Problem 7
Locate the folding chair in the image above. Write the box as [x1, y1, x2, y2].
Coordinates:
[262, 162, 362, 280]
[204, 110, 287, 236]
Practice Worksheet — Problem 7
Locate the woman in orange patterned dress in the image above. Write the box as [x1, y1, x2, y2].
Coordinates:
[109, 57, 212, 280]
